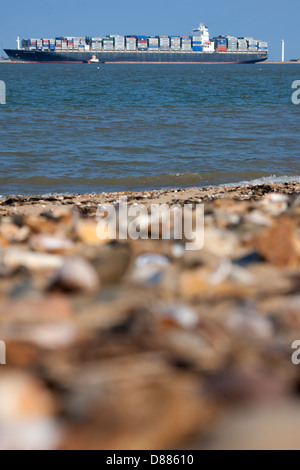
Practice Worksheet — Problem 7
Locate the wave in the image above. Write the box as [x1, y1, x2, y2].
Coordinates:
[229, 175, 300, 187]
[0, 172, 299, 197]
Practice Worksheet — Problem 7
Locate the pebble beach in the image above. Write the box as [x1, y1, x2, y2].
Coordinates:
[1, 181, 300, 450]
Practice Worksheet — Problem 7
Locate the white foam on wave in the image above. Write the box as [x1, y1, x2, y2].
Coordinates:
[227, 175, 300, 188]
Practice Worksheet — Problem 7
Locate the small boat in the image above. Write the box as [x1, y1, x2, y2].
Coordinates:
[88, 55, 100, 64]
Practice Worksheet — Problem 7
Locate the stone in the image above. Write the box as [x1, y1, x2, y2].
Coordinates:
[24, 215, 59, 234]
[91, 245, 131, 285]
[0, 372, 61, 450]
[244, 210, 273, 227]
[204, 227, 241, 258]
[153, 303, 198, 329]
[197, 400, 300, 450]
[0, 418, 62, 451]
[59, 361, 216, 450]
[2, 249, 64, 271]
[0, 294, 73, 323]
[0, 221, 30, 243]
[256, 217, 300, 267]
[225, 306, 274, 341]
[132, 253, 171, 284]
[0, 372, 55, 421]
[51, 257, 100, 293]
[30, 234, 74, 254]
[77, 219, 110, 245]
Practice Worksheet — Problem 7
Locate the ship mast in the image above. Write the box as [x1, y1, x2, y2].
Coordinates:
[16, 37, 20, 50]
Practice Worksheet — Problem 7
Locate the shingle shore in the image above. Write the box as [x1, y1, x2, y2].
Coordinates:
[0, 182, 300, 450]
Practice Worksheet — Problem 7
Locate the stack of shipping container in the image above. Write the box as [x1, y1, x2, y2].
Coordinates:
[91, 38, 102, 51]
[20, 33, 268, 55]
[55, 39, 62, 51]
[43, 39, 50, 50]
[181, 37, 192, 51]
[227, 36, 238, 52]
[73, 38, 79, 51]
[238, 38, 248, 52]
[22, 39, 30, 50]
[137, 36, 148, 51]
[36, 39, 43, 51]
[247, 39, 258, 52]
[170, 36, 181, 51]
[148, 37, 159, 51]
[258, 41, 268, 52]
[192, 36, 202, 52]
[215, 37, 227, 52]
[67, 39, 74, 50]
[103, 38, 114, 51]
[29, 39, 37, 50]
[30, 39, 37, 51]
[78, 38, 86, 51]
[125, 36, 137, 51]
[160, 37, 170, 51]
[114, 36, 125, 51]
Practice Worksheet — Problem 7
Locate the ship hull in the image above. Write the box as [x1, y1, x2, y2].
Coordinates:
[4, 49, 268, 64]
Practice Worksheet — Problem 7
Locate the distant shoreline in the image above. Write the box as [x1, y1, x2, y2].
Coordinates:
[263, 61, 300, 64]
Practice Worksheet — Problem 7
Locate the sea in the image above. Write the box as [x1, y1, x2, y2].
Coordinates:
[0, 63, 299, 195]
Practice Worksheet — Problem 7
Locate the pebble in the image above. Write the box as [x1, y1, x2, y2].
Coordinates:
[2, 249, 64, 271]
[154, 303, 198, 329]
[51, 257, 100, 293]
[91, 245, 131, 284]
[77, 220, 109, 245]
[244, 210, 273, 227]
[133, 253, 171, 284]
[30, 234, 74, 254]
[225, 306, 274, 341]
[257, 216, 300, 267]
[0, 418, 62, 451]
[0, 372, 55, 421]
[15, 323, 78, 349]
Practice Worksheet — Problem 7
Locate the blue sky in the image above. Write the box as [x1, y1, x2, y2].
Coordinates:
[0, 0, 299, 60]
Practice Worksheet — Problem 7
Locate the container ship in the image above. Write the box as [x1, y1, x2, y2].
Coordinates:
[4, 24, 268, 64]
